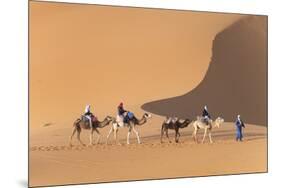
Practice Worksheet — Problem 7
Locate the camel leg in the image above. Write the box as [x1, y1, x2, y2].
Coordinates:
[111, 123, 120, 145]
[202, 128, 207, 144]
[77, 129, 85, 146]
[95, 129, 101, 144]
[69, 126, 77, 146]
[113, 128, 120, 145]
[209, 131, 213, 143]
[132, 126, 141, 144]
[165, 129, 171, 143]
[175, 128, 179, 143]
[89, 128, 94, 145]
[106, 127, 113, 144]
[192, 129, 195, 140]
[114, 129, 117, 142]
[178, 131, 181, 142]
[192, 129, 198, 143]
[127, 127, 132, 145]
[114, 129, 121, 145]
[160, 127, 165, 143]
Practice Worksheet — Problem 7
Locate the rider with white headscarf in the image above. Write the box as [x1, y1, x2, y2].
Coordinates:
[202, 105, 211, 124]
[84, 104, 93, 129]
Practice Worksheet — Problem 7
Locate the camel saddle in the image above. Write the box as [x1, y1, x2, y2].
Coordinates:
[81, 115, 98, 123]
[123, 111, 134, 123]
[198, 116, 210, 125]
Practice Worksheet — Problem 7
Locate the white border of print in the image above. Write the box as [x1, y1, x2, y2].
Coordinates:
[0, 0, 280, 188]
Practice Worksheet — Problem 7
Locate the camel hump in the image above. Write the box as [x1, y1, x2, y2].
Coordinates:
[178, 119, 186, 123]
[165, 117, 172, 124]
[172, 117, 178, 123]
[92, 116, 98, 122]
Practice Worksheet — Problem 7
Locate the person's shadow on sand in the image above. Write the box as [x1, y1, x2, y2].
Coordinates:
[142, 16, 267, 126]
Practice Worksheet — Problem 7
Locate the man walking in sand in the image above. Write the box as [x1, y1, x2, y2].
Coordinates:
[235, 115, 245, 141]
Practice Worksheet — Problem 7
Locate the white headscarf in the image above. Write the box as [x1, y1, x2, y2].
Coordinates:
[237, 115, 241, 121]
[85, 104, 91, 113]
[204, 105, 208, 111]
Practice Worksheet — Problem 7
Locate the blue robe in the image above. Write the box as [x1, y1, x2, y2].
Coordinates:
[235, 119, 245, 141]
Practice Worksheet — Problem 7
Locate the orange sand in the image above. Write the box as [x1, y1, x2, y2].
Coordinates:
[29, 121, 267, 187]
[29, 2, 266, 187]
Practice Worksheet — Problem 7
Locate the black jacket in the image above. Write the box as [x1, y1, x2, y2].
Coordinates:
[202, 109, 211, 118]
[118, 106, 127, 116]
[85, 111, 93, 116]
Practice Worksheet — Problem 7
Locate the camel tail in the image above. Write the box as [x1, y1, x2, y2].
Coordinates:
[161, 122, 167, 130]
[187, 119, 192, 126]
[73, 119, 81, 127]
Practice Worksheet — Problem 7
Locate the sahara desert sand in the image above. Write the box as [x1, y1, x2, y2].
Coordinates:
[29, 1, 267, 187]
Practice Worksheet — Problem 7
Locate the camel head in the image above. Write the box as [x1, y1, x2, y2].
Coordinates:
[144, 113, 152, 119]
[177, 118, 191, 128]
[105, 116, 114, 122]
[214, 117, 224, 128]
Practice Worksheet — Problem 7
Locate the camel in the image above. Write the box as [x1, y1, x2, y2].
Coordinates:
[192, 116, 224, 144]
[106, 113, 152, 145]
[69, 116, 113, 146]
[160, 117, 191, 143]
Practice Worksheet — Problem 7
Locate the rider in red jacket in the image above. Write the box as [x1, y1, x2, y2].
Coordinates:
[118, 102, 127, 116]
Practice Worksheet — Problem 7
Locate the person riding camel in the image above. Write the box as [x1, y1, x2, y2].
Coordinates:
[118, 102, 127, 117]
[117, 102, 127, 127]
[202, 105, 211, 125]
[84, 104, 95, 129]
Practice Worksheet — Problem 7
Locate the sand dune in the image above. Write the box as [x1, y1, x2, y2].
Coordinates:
[29, 1, 243, 130]
[29, 2, 267, 187]
[142, 16, 267, 125]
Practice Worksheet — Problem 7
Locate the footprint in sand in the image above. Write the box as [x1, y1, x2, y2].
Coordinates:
[30, 146, 38, 151]
[43, 123, 53, 127]
[38, 146, 46, 151]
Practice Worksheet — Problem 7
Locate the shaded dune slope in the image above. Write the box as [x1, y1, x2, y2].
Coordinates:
[141, 16, 267, 125]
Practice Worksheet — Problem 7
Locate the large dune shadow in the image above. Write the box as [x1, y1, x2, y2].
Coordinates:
[141, 16, 267, 126]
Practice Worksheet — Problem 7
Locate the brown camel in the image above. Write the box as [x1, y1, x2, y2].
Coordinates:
[69, 116, 113, 146]
[160, 117, 191, 143]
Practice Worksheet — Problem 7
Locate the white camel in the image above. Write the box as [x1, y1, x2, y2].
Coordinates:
[106, 113, 152, 145]
[192, 116, 224, 144]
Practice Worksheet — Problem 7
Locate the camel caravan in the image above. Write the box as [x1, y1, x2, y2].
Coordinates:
[69, 103, 225, 146]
